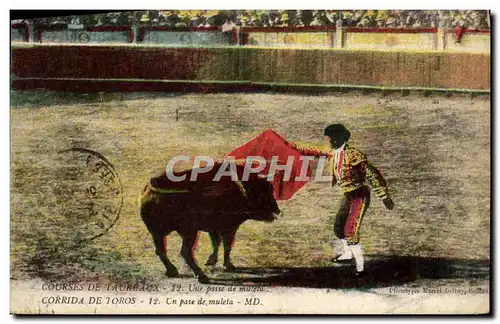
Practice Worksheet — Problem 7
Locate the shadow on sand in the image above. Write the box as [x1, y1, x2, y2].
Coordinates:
[208, 256, 490, 289]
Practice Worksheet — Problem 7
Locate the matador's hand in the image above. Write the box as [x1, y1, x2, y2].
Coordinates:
[383, 197, 395, 210]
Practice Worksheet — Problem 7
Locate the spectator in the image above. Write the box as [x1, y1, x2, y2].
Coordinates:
[50, 16, 67, 25]
[284, 10, 297, 27]
[94, 14, 105, 27]
[356, 16, 370, 27]
[158, 14, 167, 26]
[310, 11, 326, 27]
[175, 11, 189, 28]
[412, 13, 423, 28]
[139, 14, 150, 25]
[352, 10, 365, 24]
[202, 10, 219, 26]
[259, 12, 270, 27]
[469, 11, 487, 29]
[299, 10, 313, 26]
[246, 11, 259, 27]
[222, 18, 236, 32]
[70, 16, 80, 25]
[279, 12, 290, 27]
[239, 15, 250, 27]
[326, 10, 338, 25]
[269, 10, 281, 27]
[294, 11, 305, 27]
[81, 14, 97, 27]
[438, 10, 450, 28]
[357, 11, 376, 27]
[198, 17, 208, 27]
[167, 11, 179, 27]
[385, 16, 397, 28]
[108, 12, 119, 25]
[117, 12, 133, 25]
[185, 10, 200, 27]
[376, 10, 389, 26]
[428, 14, 437, 28]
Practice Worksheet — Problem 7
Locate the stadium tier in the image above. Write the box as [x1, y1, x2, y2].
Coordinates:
[11, 10, 490, 29]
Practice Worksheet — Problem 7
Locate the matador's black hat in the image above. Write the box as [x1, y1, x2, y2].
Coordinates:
[324, 123, 351, 141]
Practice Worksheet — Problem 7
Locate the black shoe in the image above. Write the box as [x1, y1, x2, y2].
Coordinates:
[331, 256, 353, 263]
[354, 270, 367, 278]
[331, 259, 353, 264]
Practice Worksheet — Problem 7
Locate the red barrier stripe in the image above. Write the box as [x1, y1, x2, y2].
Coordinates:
[11, 23, 27, 29]
[443, 28, 490, 34]
[36, 24, 67, 31]
[242, 26, 337, 33]
[140, 26, 220, 32]
[86, 26, 131, 32]
[345, 27, 438, 33]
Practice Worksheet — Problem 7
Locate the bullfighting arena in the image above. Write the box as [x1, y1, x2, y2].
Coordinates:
[10, 90, 490, 313]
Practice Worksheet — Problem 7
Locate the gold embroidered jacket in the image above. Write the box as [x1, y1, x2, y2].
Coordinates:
[291, 141, 390, 199]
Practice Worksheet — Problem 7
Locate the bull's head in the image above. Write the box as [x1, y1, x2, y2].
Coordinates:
[243, 175, 280, 222]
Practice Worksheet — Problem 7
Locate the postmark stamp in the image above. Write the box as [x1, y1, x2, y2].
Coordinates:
[62, 147, 123, 241]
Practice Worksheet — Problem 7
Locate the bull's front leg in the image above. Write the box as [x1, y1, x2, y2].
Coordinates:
[179, 231, 209, 283]
[221, 230, 237, 272]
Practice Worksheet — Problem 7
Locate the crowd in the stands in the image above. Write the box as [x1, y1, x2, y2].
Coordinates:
[12, 10, 490, 30]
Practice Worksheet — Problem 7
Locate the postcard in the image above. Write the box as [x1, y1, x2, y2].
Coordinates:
[10, 9, 490, 315]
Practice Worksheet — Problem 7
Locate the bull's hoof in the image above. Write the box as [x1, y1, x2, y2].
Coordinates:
[165, 269, 179, 277]
[205, 256, 218, 266]
[197, 274, 210, 284]
[224, 263, 237, 272]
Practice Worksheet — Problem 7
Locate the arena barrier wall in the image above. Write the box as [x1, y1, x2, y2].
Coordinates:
[11, 45, 490, 92]
[12, 25, 490, 53]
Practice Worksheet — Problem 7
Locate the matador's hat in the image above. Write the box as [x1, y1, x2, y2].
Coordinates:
[324, 123, 351, 141]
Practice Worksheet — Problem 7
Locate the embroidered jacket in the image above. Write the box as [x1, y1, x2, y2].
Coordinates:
[291, 141, 390, 200]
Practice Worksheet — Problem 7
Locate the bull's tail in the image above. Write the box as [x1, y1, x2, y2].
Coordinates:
[144, 180, 190, 195]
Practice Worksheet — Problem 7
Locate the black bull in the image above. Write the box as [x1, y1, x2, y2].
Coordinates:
[140, 163, 280, 283]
